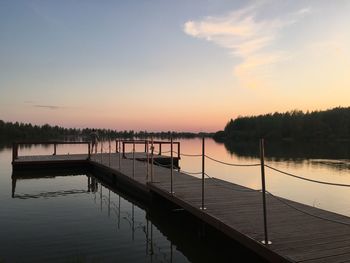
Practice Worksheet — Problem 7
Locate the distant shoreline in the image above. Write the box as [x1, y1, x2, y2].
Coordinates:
[215, 107, 350, 143]
[0, 120, 213, 142]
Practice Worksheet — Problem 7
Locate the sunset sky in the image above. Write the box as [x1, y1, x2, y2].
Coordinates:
[0, 0, 349, 132]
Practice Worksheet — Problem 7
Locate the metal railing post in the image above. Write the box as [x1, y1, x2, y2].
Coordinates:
[53, 143, 57, 155]
[100, 141, 103, 163]
[200, 137, 206, 210]
[123, 142, 125, 158]
[118, 140, 121, 170]
[151, 138, 154, 182]
[170, 136, 174, 194]
[133, 141, 135, 178]
[159, 143, 162, 155]
[260, 138, 271, 245]
[108, 139, 111, 167]
[146, 140, 149, 181]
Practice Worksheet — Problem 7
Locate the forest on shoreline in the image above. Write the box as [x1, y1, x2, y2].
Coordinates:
[214, 107, 350, 142]
[0, 120, 212, 142]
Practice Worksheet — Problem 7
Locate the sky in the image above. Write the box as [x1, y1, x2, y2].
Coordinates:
[0, 0, 349, 132]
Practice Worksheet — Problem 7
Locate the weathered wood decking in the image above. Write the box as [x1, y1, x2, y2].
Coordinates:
[12, 153, 350, 263]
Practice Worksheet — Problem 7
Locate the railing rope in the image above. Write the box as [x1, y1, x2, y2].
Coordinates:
[205, 155, 260, 167]
[265, 164, 350, 187]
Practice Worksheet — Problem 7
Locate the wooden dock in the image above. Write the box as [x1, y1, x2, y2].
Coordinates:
[11, 145, 350, 263]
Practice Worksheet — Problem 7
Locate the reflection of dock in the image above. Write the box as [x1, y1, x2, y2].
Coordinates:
[11, 141, 350, 263]
[11, 172, 99, 198]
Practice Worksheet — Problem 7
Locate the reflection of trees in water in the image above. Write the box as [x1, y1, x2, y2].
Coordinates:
[222, 140, 350, 170]
[223, 140, 350, 160]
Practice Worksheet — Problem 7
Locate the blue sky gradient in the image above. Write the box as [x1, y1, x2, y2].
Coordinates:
[1, 1, 349, 131]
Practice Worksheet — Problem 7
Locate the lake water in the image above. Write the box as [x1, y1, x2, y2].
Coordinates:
[1, 138, 350, 262]
[0, 139, 266, 263]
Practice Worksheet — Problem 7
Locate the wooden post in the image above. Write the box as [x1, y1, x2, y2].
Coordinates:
[200, 137, 206, 210]
[159, 143, 162, 155]
[53, 143, 57, 155]
[144, 141, 147, 152]
[116, 140, 118, 153]
[260, 138, 271, 245]
[122, 142, 125, 158]
[12, 143, 18, 163]
[88, 143, 91, 160]
[170, 136, 174, 194]
[177, 142, 180, 159]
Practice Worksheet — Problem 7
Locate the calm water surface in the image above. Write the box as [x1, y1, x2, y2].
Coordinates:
[0, 140, 269, 263]
[1, 138, 350, 262]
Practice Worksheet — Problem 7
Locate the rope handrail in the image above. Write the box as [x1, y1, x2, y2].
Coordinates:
[265, 164, 350, 187]
[266, 191, 350, 227]
[205, 172, 259, 193]
[205, 154, 260, 167]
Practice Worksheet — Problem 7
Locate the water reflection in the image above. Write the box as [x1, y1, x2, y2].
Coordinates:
[6, 167, 265, 263]
[222, 140, 350, 162]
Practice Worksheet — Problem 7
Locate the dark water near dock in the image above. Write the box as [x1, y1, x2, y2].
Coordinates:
[0, 143, 266, 263]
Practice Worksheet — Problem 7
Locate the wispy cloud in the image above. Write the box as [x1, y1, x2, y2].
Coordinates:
[33, 105, 66, 110]
[184, 2, 311, 88]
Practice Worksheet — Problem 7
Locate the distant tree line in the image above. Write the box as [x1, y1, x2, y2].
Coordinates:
[0, 120, 212, 142]
[214, 107, 350, 142]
